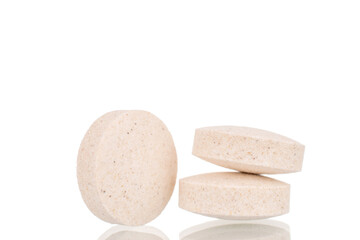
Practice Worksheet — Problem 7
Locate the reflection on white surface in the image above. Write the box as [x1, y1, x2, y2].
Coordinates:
[180, 220, 290, 240]
[98, 225, 169, 240]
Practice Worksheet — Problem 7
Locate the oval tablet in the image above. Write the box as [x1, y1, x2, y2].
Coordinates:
[179, 172, 290, 220]
[77, 110, 177, 226]
[193, 126, 305, 174]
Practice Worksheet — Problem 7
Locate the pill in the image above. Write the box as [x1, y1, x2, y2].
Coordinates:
[180, 220, 290, 240]
[179, 172, 290, 219]
[77, 110, 177, 226]
[192, 126, 305, 174]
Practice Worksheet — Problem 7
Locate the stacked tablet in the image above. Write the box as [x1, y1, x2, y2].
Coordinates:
[179, 126, 305, 219]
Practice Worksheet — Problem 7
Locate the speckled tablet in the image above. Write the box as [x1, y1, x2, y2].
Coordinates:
[193, 126, 305, 174]
[77, 110, 177, 226]
[179, 172, 290, 219]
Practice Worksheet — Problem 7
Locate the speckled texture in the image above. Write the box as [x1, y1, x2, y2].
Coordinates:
[77, 110, 177, 226]
[179, 172, 290, 220]
[193, 126, 305, 174]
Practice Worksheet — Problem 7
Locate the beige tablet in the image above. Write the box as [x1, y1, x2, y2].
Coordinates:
[193, 126, 305, 174]
[77, 110, 177, 226]
[179, 172, 290, 219]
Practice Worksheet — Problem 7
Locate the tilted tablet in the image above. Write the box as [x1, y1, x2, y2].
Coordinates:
[77, 110, 177, 226]
[193, 126, 305, 174]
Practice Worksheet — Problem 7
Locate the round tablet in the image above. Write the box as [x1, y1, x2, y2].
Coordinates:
[192, 126, 305, 174]
[180, 220, 290, 240]
[77, 110, 177, 226]
[179, 172, 290, 220]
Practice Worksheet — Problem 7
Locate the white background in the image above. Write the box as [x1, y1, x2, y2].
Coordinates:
[0, 0, 359, 239]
